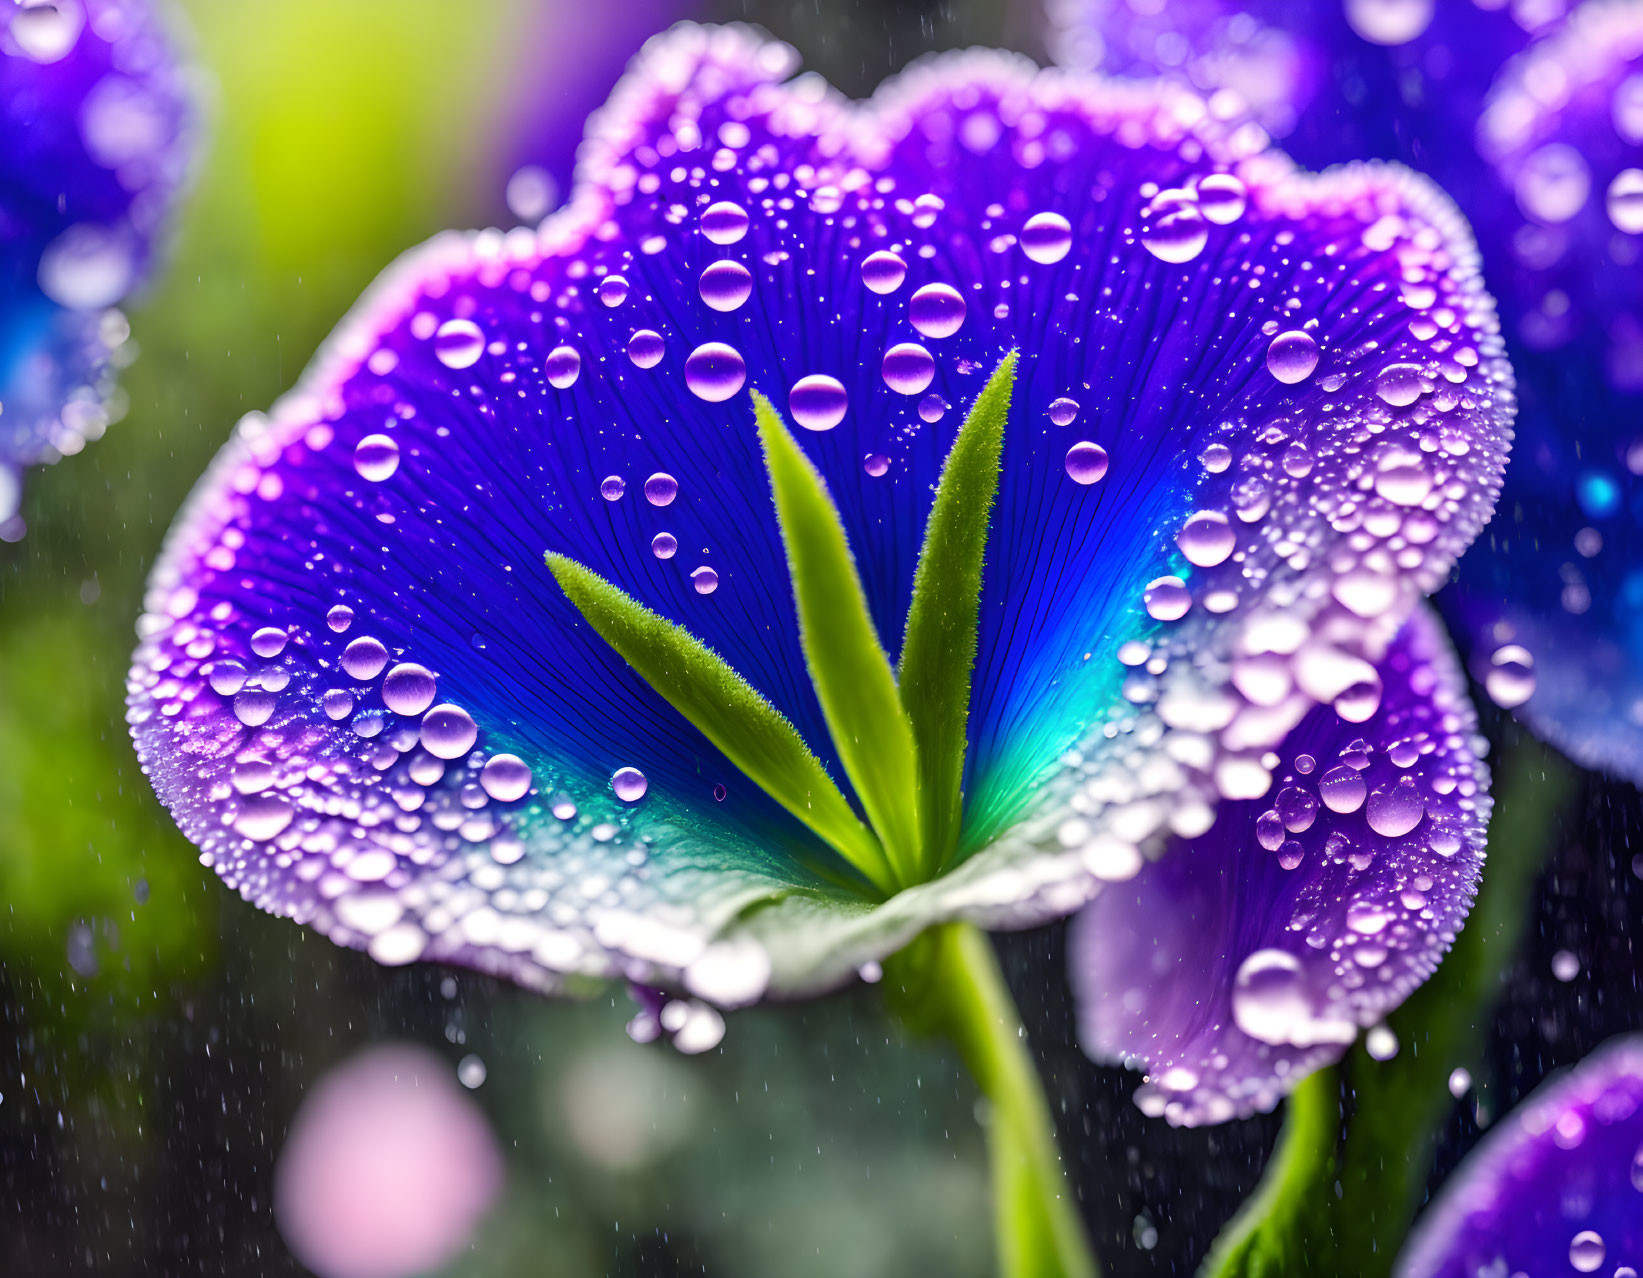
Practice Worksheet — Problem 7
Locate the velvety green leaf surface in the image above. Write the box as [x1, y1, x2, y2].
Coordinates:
[898, 352, 1016, 875]
[546, 553, 894, 895]
[753, 391, 924, 887]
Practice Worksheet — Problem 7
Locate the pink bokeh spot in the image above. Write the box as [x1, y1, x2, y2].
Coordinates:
[274, 1044, 504, 1278]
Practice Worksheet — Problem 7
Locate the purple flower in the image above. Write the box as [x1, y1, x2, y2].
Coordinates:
[127, 26, 1510, 1014]
[1396, 1034, 1643, 1277]
[0, 0, 193, 539]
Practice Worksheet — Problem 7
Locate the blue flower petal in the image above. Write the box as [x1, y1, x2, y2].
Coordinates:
[1397, 1034, 1643, 1278]
[129, 26, 1512, 999]
[1, 0, 194, 534]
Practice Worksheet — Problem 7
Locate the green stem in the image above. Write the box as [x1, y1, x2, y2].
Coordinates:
[887, 923, 1098, 1278]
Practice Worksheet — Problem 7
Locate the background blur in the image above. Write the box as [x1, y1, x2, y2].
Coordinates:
[1, 1, 1639, 1275]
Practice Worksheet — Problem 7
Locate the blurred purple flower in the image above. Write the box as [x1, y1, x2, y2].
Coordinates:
[274, 1043, 504, 1278]
[128, 27, 1508, 1024]
[0, 0, 193, 538]
[1396, 1034, 1643, 1277]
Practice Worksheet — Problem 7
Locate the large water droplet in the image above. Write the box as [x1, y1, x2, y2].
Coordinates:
[354, 434, 401, 482]
[684, 343, 746, 402]
[1232, 949, 1351, 1047]
[600, 475, 626, 502]
[233, 794, 294, 841]
[861, 250, 908, 295]
[627, 329, 665, 368]
[1515, 143, 1590, 224]
[433, 318, 484, 369]
[1048, 397, 1079, 426]
[251, 627, 288, 658]
[1485, 643, 1535, 708]
[1345, 0, 1433, 45]
[1366, 779, 1424, 837]
[1569, 1231, 1605, 1274]
[1140, 190, 1208, 264]
[1196, 173, 1247, 224]
[789, 375, 849, 430]
[651, 532, 678, 559]
[342, 637, 389, 681]
[480, 753, 533, 802]
[1020, 212, 1072, 264]
[1607, 169, 1643, 234]
[644, 473, 678, 506]
[691, 566, 719, 595]
[1266, 330, 1319, 384]
[1143, 576, 1190, 621]
[326, 605, 354, 633]
[1319, 765, 1367, 814]
[597, 275, 629, 308]
[1177, 511, 1235, 567]
[612, 766, 649, 802]
[8, 1, 84, 62]
[699, 260, 753, 312]
[421, 704, 478, 760]
[38, 223, 135, 308]
[909, 284, 966, 338]
[382, 663, 438, 716]
[1064, 442, 1109, 485]
[701, 200, 750, 245]
[546, 345, 581, 389]
[1375, 362, 1427, 407]
[882, 343, 936, 395]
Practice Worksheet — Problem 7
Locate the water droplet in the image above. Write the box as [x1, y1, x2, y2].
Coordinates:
[1048, 397, 1079, 426]
[233, 794, 294, 841]
[480, 753, 532, 802]
[326, 605, 354, 633]
[1515, 143, 1590, 224]
[546, 345, 581, 389]
[250, 627, 288, 658]
[37, 223, 134, 308]
[8, 1, 84, 62]
[627, 329, 665, 368]
[612, 766, 649, 802]
[1376, 362, 1427, 407]
[433, 318, 484, 370]
[1366, 779, 1424, 836]
[1366, 1025, 1400, 1060]
[909, 283, 966, 338]
[1196, 173, 1247, 224]
[1143, 576, 1190, 621]
[600, 475, 626, 501]
[1232, 949, 1350, 1047]
[1177, 511, 1235, 567]
[684, 343, 746, 402]
[420, 704, 477, 760]
[701, 200, 750, 245]
[234, 689, 276, 727]
[506, 164, 556, 221]
[882, 343, 936, 395]
[1569, 1231, 1605, 1273]
[208, 660, 247, 696]
[1319, 765, 1367, 814]
[918, 393, 947, 423]
[861, 250, 908, 295]
[1064, 441, 1109, 485]
[1447, 1067, 1471, 1097]
[322, 688, 354, 720]
[788, 375, 849, 430]
[699, 260, 753, 312]
[644, 473, 678, 506]
[1266, 331, 1319, 384]
[342, 637, 389, 681]
[1020, 212, 1072, 264]
[651, 532, 678, 559]
[597, 275, 629, 307]
[1552, 949, 1581, 982]
[1140, 190, 1207, 264]
[691, 566, 719, 595]
[1345, 0, 1433, 45]
[1607, 169, 1643, 234]
[863, 454, 890, 477]
[1485, 644, 1536, 708]
[382, 663, 438, 716]
[354, 434, 401, 481]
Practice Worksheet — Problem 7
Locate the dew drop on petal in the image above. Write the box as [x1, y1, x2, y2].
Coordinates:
[1319, 765, 1368, 814]
[420, 704, 478, 760]
[1020, 212, 1072, 264]
[1366, 780, 1424, 837]
[612, 767, 648, 802]
[1570, 1231, 1605, 1274]
[1231, 950, 1329, 1047]
[251, 627, 288, 658]
[1375, 362, 1427, 407]
[1514, 143, 1590, 224]
[861, 250, 908, 294]
[597, 275, 629, 308]
[1064, 441, 1109, 485]
[326, 605, 354, 633]
[1196, 173, 1247, 224]
[1266, 330, 1319, 384]
[433, 318, 484, 369]
[627, 329, 665, 369]
[1607, 169, 1643, 234]
[1048, 397, 1079, 426]
[788, 375, 848, 430]
[546, 345, 581, 389]
[863, 453, 889, 477]
[699, 260, 753, 312]
[382, 663, 438, 716]
[651, 532, 677, 560]
[1143, 576, 1190, 621]
[690, 566, 719, 595]
[918, 393, 947, 423]
[684, 343, 746, 402]
[1177, 511, 1236, 567]
[701, 200, 750, 245]
[342, 637, 389, 681]
[354, 434, 401, 482]
[644, 473, 678, 506]
[1345, 0, 1434, 45]
[1485, 644, 1536, 708]
[882, 343, 936, 395]
[909, 283, 966, 338]
[480, 753, 532, 803]
[600, 475, 626, 501]
[1141, 190, 1208, 264]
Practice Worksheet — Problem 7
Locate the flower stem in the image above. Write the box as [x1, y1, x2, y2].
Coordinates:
[886, 923, 1099, 1278]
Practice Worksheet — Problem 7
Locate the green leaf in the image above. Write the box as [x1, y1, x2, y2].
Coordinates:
[898, 351, 1016, 874]
[545, 554, 896, 896]
[752, 392, 924, 888]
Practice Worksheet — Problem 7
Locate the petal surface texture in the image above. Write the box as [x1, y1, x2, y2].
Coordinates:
[128, 26, 1511, 1000]
[1071, 606, 1491, 1127]
[1397, 1034, 1643, 1278]
[0, 0, 194, 533]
